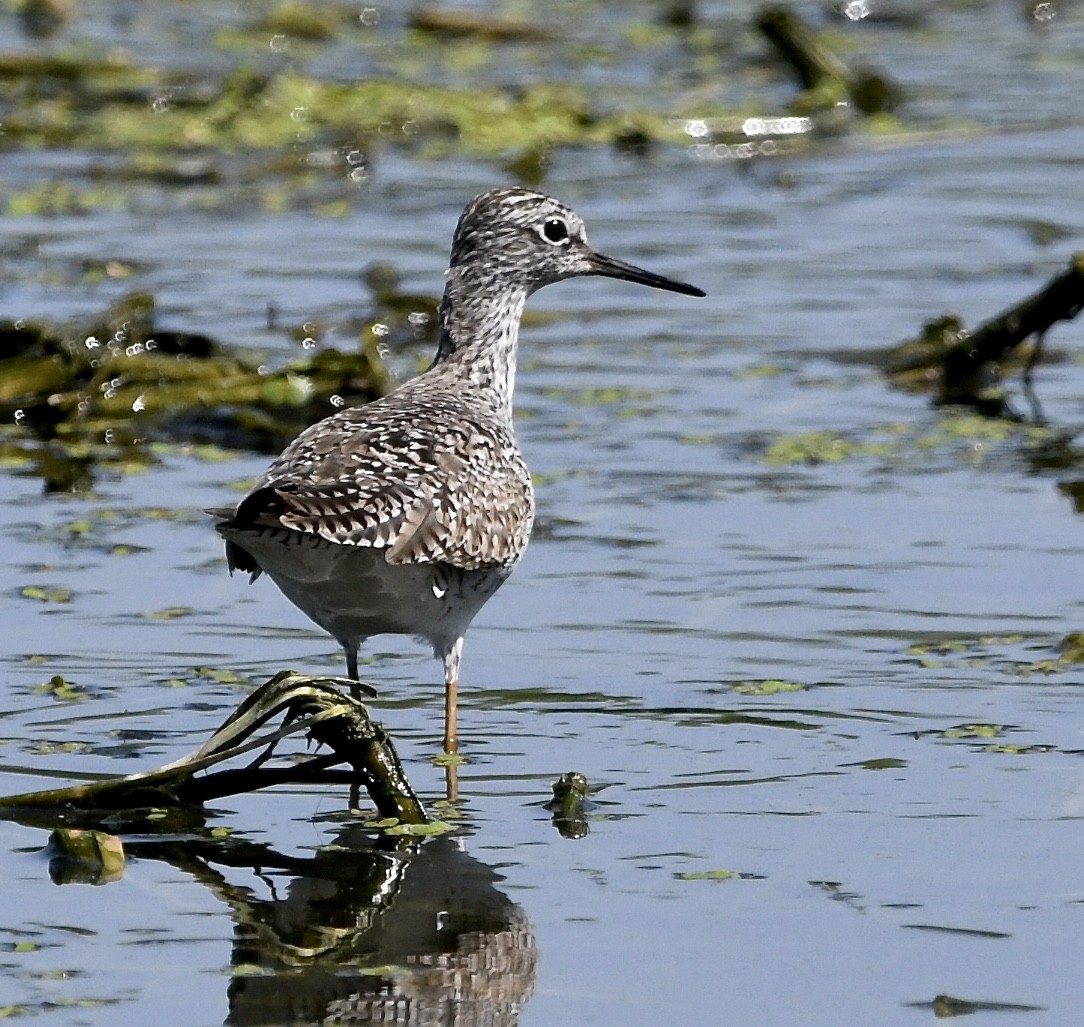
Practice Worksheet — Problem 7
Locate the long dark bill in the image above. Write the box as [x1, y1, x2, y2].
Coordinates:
[588, 250, 706, 298]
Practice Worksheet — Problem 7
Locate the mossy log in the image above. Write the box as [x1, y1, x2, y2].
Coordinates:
[0, 673, 430, 827]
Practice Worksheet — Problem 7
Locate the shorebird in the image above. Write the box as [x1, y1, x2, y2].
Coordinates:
[213, 188, 704, 753]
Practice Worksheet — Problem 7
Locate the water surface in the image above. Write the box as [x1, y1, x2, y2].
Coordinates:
[3, 3, 1084, 1024]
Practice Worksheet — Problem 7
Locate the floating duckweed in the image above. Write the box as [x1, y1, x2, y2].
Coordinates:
[230, 963, 269, 978]
[984, 744, 1052, 755]
[731, 679, 805, 696]
[383, 820, 454, 837]
[140, 606, 194, 620]
[943, 723, 1004, 739]
[432, 751, 467, 767]
[20, 585, 73, 603]
[365, 817, 400, 829]
[762, 430, 860, 466]
[32, 675, 87, 702]
[735, 363, 785, 379]
[191, 666, 248, 686]
[675, 869, 761, 881]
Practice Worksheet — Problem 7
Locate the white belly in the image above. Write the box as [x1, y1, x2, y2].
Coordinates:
[220, 525, 513, 657]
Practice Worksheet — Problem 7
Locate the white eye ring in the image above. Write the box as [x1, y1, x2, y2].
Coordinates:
[539, 217, 571, 245]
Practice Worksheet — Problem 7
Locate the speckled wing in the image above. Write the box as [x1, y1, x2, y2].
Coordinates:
[223, 396, 534, 571]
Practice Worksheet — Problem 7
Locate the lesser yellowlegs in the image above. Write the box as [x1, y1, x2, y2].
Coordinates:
[213, 188, 704, 753]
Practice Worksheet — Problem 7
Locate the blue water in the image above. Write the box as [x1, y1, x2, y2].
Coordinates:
[3, 2, 1084, 1024]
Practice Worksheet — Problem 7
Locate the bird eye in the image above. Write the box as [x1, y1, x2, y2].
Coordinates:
[540, 217, 570, 244]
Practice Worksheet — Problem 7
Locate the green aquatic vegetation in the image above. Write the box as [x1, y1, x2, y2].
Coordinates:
[543, 385, 662, 409]
[428, 798, 462, 820]
[676, 432, 717, 446]
[735, 363, 785, 380]
[382, 820, 454, 837]
[19, 584, 73, 603]
[731, 679, 805, 696]
[942, 723, 1004, 739]
[432, 751, 467, 767]
[0, 43, 694, 173]
[984, 744, 1053, 754]
[189, 444, 239, 464]
[6, 181, 120, 217]
[904, 633, 1084, 680]
[906, 641, 971, 656]
[1, 290, 388, 480]
[675, 868, 763, 881]
[757, 411, 1056, 473]
[191, 666, 249, 686]
[140, 606, 194, 620]
[31, 675, 88, 702]
[922, 412, 1018, 445]
[26, 739, 91, 754]
[762, 430, 874, 466]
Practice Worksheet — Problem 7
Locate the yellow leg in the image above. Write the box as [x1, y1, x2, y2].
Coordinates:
[442, 637, 464, 755]
[444, 675, 459, 754]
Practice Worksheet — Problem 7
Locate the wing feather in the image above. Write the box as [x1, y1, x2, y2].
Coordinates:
[216, 388, 534, 570]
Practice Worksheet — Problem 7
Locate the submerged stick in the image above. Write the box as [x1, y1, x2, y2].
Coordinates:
[756, 5, 897, 115]
[939, 253, 1084, 405]
[884, 253, 1084, 411]
[0, 672, 429, 825]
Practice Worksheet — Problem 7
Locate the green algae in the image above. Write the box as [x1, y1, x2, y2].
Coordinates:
[731, 679, 805, 696]
[761, 429, 890, 466]
[0, 51, 693, 184]
[943, 723, 1004, 739]
[676, 869, 741, 881]
[19, 585, 73, 604]
[757, 411, 1058, 470]
[1, 289, 389, 482]
[904, 632, 1084, 680]
[676, 868, 763, 881]
[31, 675, 88, 702]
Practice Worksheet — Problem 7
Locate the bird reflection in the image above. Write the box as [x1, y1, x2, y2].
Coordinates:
[130, 826, 537, 1026]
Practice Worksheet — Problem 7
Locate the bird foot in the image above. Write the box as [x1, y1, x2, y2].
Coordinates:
[308, 675, 378, 699]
